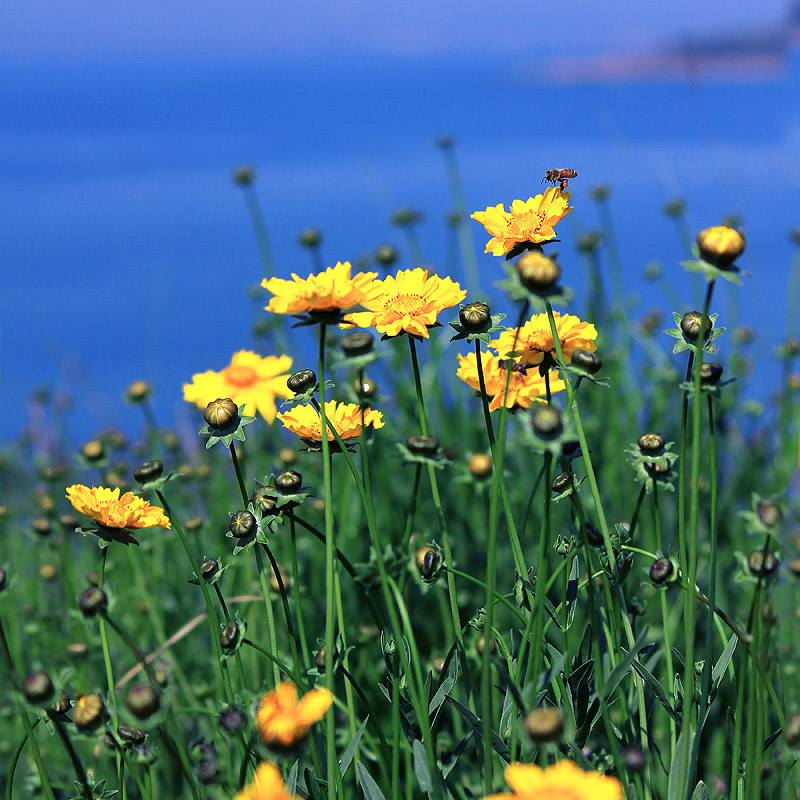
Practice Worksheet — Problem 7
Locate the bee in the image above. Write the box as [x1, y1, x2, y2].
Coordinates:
[542, 168, 578, 191]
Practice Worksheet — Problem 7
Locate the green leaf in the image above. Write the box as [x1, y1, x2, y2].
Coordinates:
[339, 717, 368, 779]
[691, 780, 710, 800]
[667, 726, 694, 800]
[356, 762, 388, 800]
[631, 659, 680, 724]
[711, 634, 737, 690]
[447, 696, 511, 761]
[412, 740, 433, 798]
[429, 652, 458, 715]
[605, 628, 648, 700]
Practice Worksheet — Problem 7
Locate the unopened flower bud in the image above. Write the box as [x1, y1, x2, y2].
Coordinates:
[218, 708, 248, 735]
[200, 560, 219, 581]
[220, 621, 241, 651]
[287, 370, 316, 394]
[125, 685, 160, 720]
[275, 470, 302, 494]
[374, 244, 399, 266]
[747, 549, 779, 577]
[59, 513, 80, 530]
[638, 433, 665, 455]
[185, 517, 204, 531]
[131, 741, 159, 766]
[315, 643, 338, 669]
[407, 434, 440, 457]
[664, 198, 686, 218]
[341, 331, 374, 356]
[459, 302, 491, 331]
[551, 472, 572, 493]
[126, 381, 153, 403]
[650, 557, 674, 584]
[79, 587, 108, 618]
[590, 185, 611, 202]
[67, 641, 89, 660]
[700, 362, 723, 385]
[74, 693, 106, 731]
[229, 511, 256, 539]
[22, 671, 54, 704]
[270, 562, 290, 593]
[196, 758, 220, 785]
[524, 708, 564, 742]
[354, 375, 377, 398]
[297, 228, 322, 248]
[757, 500, 782, 528]
[623, 746, 647, 773]
[82, 440, 105, 462]
[232, 165, 255, 186]
[577, 231, 601, 253]
[134, 460, 164, 483]
[571, 349, 602, 374]
[51, 690, 71, 715]
[392, 207, 421, 227]
[516, 251, 561, 291]
[250, 489, 277, 516]
[118, 724, 146, 745]
[415, 547, 441, 579]
[584, 523, 604, 547]
[697, 225, 745, 269]
[531, 405, 563, 439]
[203, 399, 238, 429]
[680, 311, 712, 344]
[32, 517, 52, 537]
[475, 635, 495, 656]
[39, 564, 58, 581]
[469, 452, 493, 478]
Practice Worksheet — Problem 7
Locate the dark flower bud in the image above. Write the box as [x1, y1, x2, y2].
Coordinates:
[125, 685, 161, 720]
[200, 560, 219, 581]
[680, 311, 712, 344]
[126, 381, 153, 403]
[229, 511, 256, 539]
[203, 398, 238, 430]
[516, 251, 561, 291]
[315, 643, 338, 669]
[551, 472, 572, 493]
[531, 405, 563, 439]
[623, 746, 647, 773]
[524, 708, 564, 742]
[218, 708, 248, 735]
[79, 587, 108, 618]
[374, 244, 399, 266]
[22, 671, 54, 704]
[275, 470, 302, 494]
[354, 375, 377, 398]
[406, 434, 440, 457]
[51, 690, 71, 715]
[756, 500, 782, 528]
[185, 517, 204, 532]
[446, 210, 462, 227]
[59, 513, 80, 530]
[650, 557, 674, 584]
[664, 198, 686, 218]
[584, 523, 604, 547]
[590, 185, 611, 202]
[189, 737, 216, 763]
[733, 325, 755, 345]
[32, 517, 52, 537]
[270, 562, 291, 593]
[459, 302, 491, 331]
[571, 349, 602, 374]
[748, 549, 779, 577]
[220, 621, 241, 651]
[699, 362, 723, 385]
[287, 369, 317, 394]
[475, 635, 495, 656]
[118, 724, 146, 745]
[341, 331, 374, 356]
[297, 228, 322, 248]
[67, 641, 89, 660]
[250, 488, 277, 516]
[232, 165, 255, 186]
[392, 207, 422, 227]
[82, 440, 105, 462]
[131, 741, 159, 766]
[577, 231, 602, 253]
[415, 547, 441, 579]
[134, 460, 163, 484]
[195, 759, 220, 785]
[697, 225, 745, 269]
[73, 693, 106, 731]
[638, 433, 665, 455]
[469, 453, 493, 478]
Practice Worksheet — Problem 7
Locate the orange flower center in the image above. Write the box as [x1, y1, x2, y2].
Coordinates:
[385, 293, 424, 316]
[524, 331, 556, 353]
[224, 365, 258, 387]
[513, 209, 547, 234]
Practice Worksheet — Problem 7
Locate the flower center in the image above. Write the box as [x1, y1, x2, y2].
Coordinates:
[385, 293, 424, 316]
[512, 209, 546, 234]
[224, 365, 258, 387]
[524, 330, 556, 353]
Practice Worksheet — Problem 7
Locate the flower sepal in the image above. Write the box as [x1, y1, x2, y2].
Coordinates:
[678, 376, 737, 398]
[504, 239, 560, 261]
[290, 309, 348, 328]
[395, 440, 451, 471]
[682, 242, 748, 285]
[496, 261, 573, 309]
[625, 441, 678, 493]
[519, 406, 576, 458]
[77, 524, 141, 548]
[330, 349, 386, 371]
[134, 470, 182, 495]
[227, 504, 275, 557]
[449, 309, 507, 343]
[279, 381, 335, 410]
[199, 405, 256, 449]
[552, 474, 586, 503]
[189, 557, 228, 586]
[557, 357, 611, 387]
[665, 312, 724, 355]
[254, 475, 311, 511]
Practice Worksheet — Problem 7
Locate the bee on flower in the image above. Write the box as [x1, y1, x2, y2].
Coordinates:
[471, 188, 574, 257]
[255, 682, 333, 749]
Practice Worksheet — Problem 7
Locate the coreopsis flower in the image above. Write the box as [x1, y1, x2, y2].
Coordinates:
[491, 312, 597, 366]
[255, 682, 333, 748]
[456, 351, 564, 411]
[342, 268, 466, 339]
[233, 762, 296, 800]
[471, 188, 574, 256]
[66, 485, 170, 530]
[481, 761, 622, 800]
[262, 261, 377, 315]
[277, 401, 384, 444]
[183, 351, 293, 423]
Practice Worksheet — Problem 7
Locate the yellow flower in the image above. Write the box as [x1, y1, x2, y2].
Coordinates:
[342, 268, 466, 339]
[233, 762, 296, 800]
[255, 682, 333, 748]
[471, 188, 574, 256]
[183, 351, 293, 423]
[481, 760, 622, 800]
[491, 312, 597, 365]
[66, 485, 170, 530]
[277, 400, 384, 443]
[262, 261, 378, 315]
[456, 351, 564, 411]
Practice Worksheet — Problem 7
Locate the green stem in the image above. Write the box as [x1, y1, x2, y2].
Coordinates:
[288, 510, 311, 670]
[254, 544, 281, 686]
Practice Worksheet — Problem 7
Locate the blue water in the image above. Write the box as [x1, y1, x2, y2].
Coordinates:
[2, 54, 799, 446]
